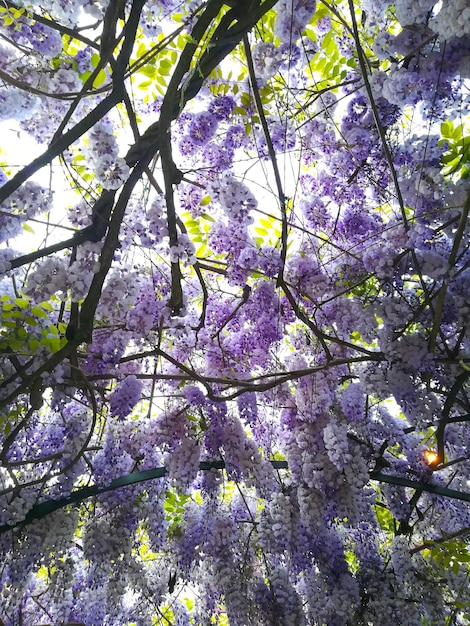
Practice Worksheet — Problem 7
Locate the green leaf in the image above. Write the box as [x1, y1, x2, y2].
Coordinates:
[375, 502, 394, 531]
[200, 213, 215, 222]
[136, 42, 147, 57]
[322, 30, 333, 52]
[440, 120, 452, 138]
[29, 339, 40, 351]
[93, 69, 107, 88]
[196, 242, 207, 257]
[240, 92, 252, 107]
[31, 306, 48, 318]
[47, 336, 61, 352]
[139, 65, 156, 78]
[452, 124, 463, 142]
[14, 298, 29, 309]
[22, 222, 35, 234]
[260, 217, 273, 228]
[441, 152, 458, 164]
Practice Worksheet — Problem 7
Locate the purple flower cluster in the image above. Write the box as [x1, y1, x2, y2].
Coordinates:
[109, 375, 143, 420]
[274, 0, 317, 42]
[1, 0, 470, 624]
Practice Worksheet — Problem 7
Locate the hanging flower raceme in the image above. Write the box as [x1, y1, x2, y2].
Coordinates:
[109, 375, 143, 420]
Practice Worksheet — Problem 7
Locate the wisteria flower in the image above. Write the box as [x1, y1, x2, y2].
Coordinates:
[95, 156, 130, 190]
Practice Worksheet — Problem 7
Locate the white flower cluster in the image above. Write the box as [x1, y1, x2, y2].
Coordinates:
[251, 42, 283, 80]
[320, 572, 361, 623]
[297, 483, 324, 526]
[13, 0, 103, 26]
[98, 269, 138, 321]
[25, 256, 68, 299]
[167, 436, 201, 489]
[334, 298, 377, 344]
[268, 566, 305, 626]
[212, 558, 250, 623]
[256, 507, 277, 553]
[432, 0, 470, 40]
[274, 0, 317, 43]
[68, 259, 95, 301]
[0, 86, 40, 122]
[343, 446, 370, 491]
[95, 155, 130, 190]
[359, 0, 392, 30]
[0, 249, 15, 275]
[169, 233, 196, 265]
[323, 417, 352, 471]
[145, 196, 168, 243]
[381, 68, 424, 106]
[390, 536, 414, 584]
[394, 0, 436, 26]
[289, 424, 318, 488]
[414, 249, 449, 280]
[141, 4, 163, 39]
[42, 508, 80, 552]
[211, 175, 257, 222]
[3, 491, 36, 525]
[1, 181, 51, 220]
[362, 225, 407, 279]
[417, 164, 443, 191]
[269, 491, 293, 549]
[303, 571, 328, 623]
[87, 119, 130, 190]
[79, 0, 110, 21]
[83, 516, 131, 567]
[24, 242, 101, 301]
[48, 556, 75, 604]
[49, 68, 82, 93]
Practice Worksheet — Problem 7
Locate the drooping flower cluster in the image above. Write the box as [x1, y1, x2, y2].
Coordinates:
[0, 181, 51, 243]
[0, 0, 469, 624]
[109, 375, 143, 420]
